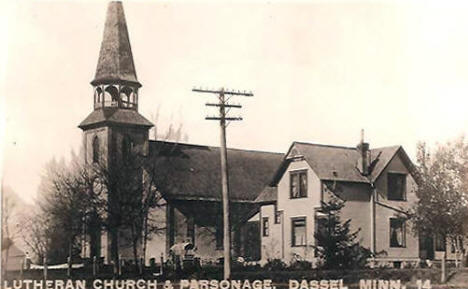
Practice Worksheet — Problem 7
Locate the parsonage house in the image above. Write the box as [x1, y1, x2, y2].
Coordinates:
[77, 1, 457, 267]
[255, 140, 419, 267]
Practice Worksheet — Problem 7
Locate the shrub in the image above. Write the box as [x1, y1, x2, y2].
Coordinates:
[289, 260, 313, 271]
[263, 258, 287, 271]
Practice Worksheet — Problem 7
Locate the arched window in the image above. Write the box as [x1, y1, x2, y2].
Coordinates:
[120, 86, 133, 108]
[92, 136, 100, 163]
[94, 87, 103, 108]
[95, 87, 102, 102]
[104, 85, 119, 107]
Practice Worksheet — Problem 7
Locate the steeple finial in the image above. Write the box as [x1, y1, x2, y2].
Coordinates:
[91, 1, 141, 87]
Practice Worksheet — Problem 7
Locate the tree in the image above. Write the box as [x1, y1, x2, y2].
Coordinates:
[2, 190, 18, 277]
[20, 210, 51, 264]
[87, 137, 177, 272]
[42, 160, 100, 271]
[410, 137, 468, 268]
[314, 194, 372, 269]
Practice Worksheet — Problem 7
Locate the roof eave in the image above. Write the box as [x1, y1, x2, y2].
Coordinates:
[90, 78, 142, 88]
[78, 119, 154, 130]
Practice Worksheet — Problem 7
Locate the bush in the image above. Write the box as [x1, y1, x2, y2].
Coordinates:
[289, 260, 313, 270]
[263, 259, 287, 271]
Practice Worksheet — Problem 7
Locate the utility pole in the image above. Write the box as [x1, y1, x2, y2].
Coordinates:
[192, 87, 253, 279]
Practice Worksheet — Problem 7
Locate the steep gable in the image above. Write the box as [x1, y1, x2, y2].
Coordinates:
[257, 142, 414, 204]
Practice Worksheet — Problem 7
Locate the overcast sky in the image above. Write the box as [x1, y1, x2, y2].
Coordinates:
[1, 0, 468, 204]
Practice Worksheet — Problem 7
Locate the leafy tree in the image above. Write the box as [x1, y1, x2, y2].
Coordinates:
[410, 137, 468, 267]
[314, 194, 372, 269]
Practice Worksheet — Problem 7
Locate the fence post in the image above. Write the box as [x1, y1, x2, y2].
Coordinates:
[43, 256, 48, 280]
[441, 252, 446, 283]
[118, 254, 122, 276]
[67, 256, 72, 277]
[139, 257, 144, 275]
[93, 256, 97, 277]
[19, 259, 24, 279]
[160, 253, 164, 275]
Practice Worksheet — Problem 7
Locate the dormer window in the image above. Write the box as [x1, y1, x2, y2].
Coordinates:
[290, 170, 307, 199]
[387, 173, 406, 201]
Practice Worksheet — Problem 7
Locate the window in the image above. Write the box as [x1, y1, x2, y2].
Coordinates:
[186, 217, 195, 245]
[387, 173, 406, 200]
[390, 218, 406, 247]
[275, 210, 282, 224]
[120, 86, 136, 108]
[292, 217, 306, 247]
[315, 214, 328, 247]
[262, 217, 269, 237]
[92, 136, 99, 163]
[104, 85, 119, 107]
[435, 234, 446, 252]
[290, 170, 307, 198]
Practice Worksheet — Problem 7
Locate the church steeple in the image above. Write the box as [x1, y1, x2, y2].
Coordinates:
[79, 1, 152, 129]
[89, 1, 143, 112]
[92, 1, 140, 88]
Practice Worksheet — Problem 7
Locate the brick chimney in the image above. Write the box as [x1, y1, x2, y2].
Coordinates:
[357, 129, 370, 176]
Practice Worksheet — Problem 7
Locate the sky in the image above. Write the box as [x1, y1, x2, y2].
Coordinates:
[1, 0, 468, 204]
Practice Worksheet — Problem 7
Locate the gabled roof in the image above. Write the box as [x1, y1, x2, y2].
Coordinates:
[257, 142, 408, 204]
[149, 141, 283, 202]
[91, 1, 140, 87]
[368, 145, 402, 182]
[255, 186, 277, 204]
[269, 142, 402, 185]
[78, 107, 153, 129]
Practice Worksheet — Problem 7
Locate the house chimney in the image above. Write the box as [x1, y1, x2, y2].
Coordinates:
[357, 129, 370, 176]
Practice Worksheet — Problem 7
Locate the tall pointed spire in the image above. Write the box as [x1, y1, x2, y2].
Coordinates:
[91, 1, 141, 87]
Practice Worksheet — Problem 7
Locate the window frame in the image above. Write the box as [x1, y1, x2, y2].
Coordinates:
[389, 218, 406, 248]
[274, 210, 282, 224]
[291, 217, 307, 247]
[290, 170, 308, 199]
[314, 211, 328, 247]
[387, 172, 407, 201]
[92, 136, 100, 163]
[262, 217, 270, 237]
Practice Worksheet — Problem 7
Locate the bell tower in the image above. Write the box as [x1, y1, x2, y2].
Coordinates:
[78, 1, 153, 262]
[79, 1, 153, 165]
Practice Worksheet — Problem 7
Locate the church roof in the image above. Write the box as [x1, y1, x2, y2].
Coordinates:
[79, 107, 153, 129]
[91, 1, 140, 87]
[149, 141, 284, 202]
